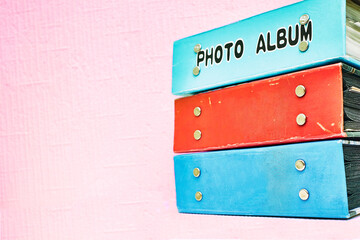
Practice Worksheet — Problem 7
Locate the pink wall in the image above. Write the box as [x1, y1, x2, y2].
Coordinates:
[1, 0, 360, 239]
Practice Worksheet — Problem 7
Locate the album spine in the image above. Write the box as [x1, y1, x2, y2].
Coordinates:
[174, 63, 346, 153]
[174, 140, 350, 218]
[172, 0, 348, 95]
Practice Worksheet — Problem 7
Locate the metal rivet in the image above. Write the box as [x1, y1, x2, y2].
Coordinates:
[195, 191, 203, 201]
[295, 160, 306, 171]
[194, 107, 201, 117]
[193, 66, 200, 76]
[194, 130, 202, 140]
[296, 113, 307, 126]
[299, 189, 309, 201]
[193, 168, 201, 177]
[300, 14, 310, 25]
[194, 44, 202, 53]
[299, 41, 309, 52]
[295, 85, 306, 98]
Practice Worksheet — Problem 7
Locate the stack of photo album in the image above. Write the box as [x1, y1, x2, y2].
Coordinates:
[172, 0, 360, 218]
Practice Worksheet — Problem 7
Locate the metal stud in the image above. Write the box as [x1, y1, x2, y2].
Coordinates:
[193, 66, 200, 76]
[193, 168, 201, 177]
[299, 41, 309, 52]
[194, 44, 202, 53]
[295, 160, 306, 171]
[299, 189, 309, 201]
[300, 14, 310, 25]
[295, 85, 306, 98]
[195, 191, 203, 201]
[194, 130, 202, 140]
[296, 113, 307, 126]
[194, 107, 201, 117]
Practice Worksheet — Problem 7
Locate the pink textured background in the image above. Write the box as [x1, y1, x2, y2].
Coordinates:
[1, 0, 360, 239]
